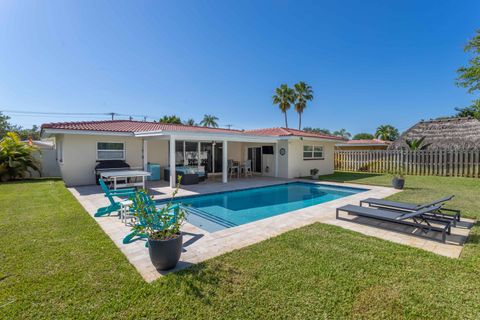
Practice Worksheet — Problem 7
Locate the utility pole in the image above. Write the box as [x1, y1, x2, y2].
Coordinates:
[109, 112, 115, 120]
[225, 124, 233, 130]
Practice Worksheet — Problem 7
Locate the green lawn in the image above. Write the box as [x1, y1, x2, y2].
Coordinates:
[1, 174, 480, 319]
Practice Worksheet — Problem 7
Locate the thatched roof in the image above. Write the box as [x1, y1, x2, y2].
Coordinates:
[389, 117, 480, 150]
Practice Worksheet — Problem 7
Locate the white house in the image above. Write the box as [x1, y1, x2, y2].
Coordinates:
[41, 120, 344, 186]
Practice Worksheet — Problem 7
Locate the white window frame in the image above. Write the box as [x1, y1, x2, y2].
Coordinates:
[96, 141, 126, 161]
[303, 145, 324, 160]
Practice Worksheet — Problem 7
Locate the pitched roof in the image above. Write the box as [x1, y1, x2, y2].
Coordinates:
[41, 121, 344, 141]
[243, 127, 345, 140]
[341, 139, 391, 145]
[389, 117, 480, 150]
[41, 120, 243, 134]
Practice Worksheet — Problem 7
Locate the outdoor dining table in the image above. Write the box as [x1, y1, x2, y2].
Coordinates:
[100, 170, 151, 190]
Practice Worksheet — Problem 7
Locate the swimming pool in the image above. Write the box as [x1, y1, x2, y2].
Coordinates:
[157, 182, 367, 233]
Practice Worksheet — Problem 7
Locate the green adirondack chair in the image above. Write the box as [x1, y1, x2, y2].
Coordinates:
[122, 191, 180, 244]
[95, 179, 137, 217]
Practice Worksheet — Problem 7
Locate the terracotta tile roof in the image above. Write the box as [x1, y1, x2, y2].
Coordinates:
[41, 121, 344, 141]
[244, 127, 346, 140]
[343, 139, 391, 145]
[41, 120, 243, 134]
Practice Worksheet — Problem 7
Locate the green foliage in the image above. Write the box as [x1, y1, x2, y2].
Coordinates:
[455, 99, 480, 119]
[405, 136, 431, 150]
[183, 118, 197, 126]
[0, 132, 41, 181]
[303, 127, 331, 135]
[352, 132, 374, 140]
[456, 29, 480, 95]
[159, 115, 182, 124]
[310, 168, 319, 176]
[131, 181, 186, 240]
[375, 124, 399, 141]
[272, 84, 295, 128]
[0, 112, 39, 140]
[293, 81, 314, 130]
[200, 114, 219, 128]
[333, 128, 351, 139]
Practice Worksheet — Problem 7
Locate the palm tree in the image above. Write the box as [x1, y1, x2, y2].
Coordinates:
[375, 125, 399, 141]
[333, 129, 351, 139]
[293, 82, 314, 130]
[405, 136, 431, 150]
[200, 114, 219, 128]
[272, 84, 295, 128]
[183, 118, 197, 126]
[0, 132, 41, 181]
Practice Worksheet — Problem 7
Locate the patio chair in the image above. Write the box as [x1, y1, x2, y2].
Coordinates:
[244, 160, 253, 177]
[228, 160, 239, 178]
[336, 204, 452, 242]
[122, 191, 180, 244]
[94, 179, 137, 217]
[360, 195, 460, 226]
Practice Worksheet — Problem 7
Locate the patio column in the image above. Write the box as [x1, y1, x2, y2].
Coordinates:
[274, 142, 279, 177]
[143, 139, 148, 171]
[222, 140, 228, 183]
[169, 136, 176, 188]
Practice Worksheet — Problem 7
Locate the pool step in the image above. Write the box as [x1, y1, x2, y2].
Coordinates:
[181, 205, 237, 228]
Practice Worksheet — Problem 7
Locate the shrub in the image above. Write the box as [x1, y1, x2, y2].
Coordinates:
[0, 132, 41, 181]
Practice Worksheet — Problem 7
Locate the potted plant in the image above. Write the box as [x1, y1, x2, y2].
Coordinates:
[310, 168, 319, 179]
[390, 166, 405, 190]
[131, 181, 187, 270]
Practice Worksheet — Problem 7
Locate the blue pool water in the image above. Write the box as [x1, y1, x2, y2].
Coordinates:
[157, 182, 367, 233]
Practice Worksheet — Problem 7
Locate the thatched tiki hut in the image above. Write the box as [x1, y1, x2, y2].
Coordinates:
[389, 117, 480, 150]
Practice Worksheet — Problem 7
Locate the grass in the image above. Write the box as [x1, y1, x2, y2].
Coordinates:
[1, 174, 480, 319]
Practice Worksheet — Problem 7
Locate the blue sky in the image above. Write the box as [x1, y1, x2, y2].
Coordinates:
[0, 0, 479, 136]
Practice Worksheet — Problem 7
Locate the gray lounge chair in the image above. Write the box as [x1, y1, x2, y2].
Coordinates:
[359, 195, 460, 226]
[336, 204, 452, 242]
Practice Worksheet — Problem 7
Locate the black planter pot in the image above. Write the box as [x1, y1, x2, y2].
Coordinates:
[148, 233, 183, 270]
[392, 177, 405, 190]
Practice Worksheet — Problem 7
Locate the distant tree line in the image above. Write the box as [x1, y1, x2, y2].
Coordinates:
[158, 114, 220, 128]
[303, 124, 399, 141]
[0, 112, 40, 140]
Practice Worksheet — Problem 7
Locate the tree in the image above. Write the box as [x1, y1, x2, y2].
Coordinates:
[405, 136, 431, 150]
[375, 125, 399, 141]
[200, 114, 219, 128]
[303, 127, 331, 135]
[455, 99, 480, 119]
[183, 118, 197, 126]
[293, 82, 314, 130]
[333, 129, 351, 139]
[272, 84, 295, 128]
[0, 132, 41, 181]
[159, 115, 182, 124]
[456, 29, 480, 95]
[352, 133, 374, 140]
[0, 112, 11, 137]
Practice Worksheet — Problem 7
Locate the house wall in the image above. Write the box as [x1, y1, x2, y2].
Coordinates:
[146, 140, 169, 167]
[280, 139, 335, 178]
[58, 134, 143, 186]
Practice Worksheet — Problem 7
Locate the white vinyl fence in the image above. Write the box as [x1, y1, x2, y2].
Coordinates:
[335, 150, 480, 178]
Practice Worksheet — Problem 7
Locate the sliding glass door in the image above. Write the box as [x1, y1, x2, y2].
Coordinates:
[172, 141, 223, 174]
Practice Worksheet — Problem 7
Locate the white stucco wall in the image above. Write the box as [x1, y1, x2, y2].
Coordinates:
[58, 134, 143, 186]
[286, 139, 335, 178]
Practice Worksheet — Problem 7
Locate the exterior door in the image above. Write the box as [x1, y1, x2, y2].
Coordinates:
[247, 147, 262, 173]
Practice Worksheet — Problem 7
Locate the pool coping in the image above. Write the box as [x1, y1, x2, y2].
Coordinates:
[69, 178, 473, 282]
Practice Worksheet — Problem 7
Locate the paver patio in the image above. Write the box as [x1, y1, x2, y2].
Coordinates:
[69, 177, 473, 282]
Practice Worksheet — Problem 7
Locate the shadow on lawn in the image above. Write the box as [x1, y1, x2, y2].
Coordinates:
[319, 172, 385, 183]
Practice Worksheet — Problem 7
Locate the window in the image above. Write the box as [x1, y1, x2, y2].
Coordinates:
[97, 142, 125, 160]
[303, 145, 324, 160]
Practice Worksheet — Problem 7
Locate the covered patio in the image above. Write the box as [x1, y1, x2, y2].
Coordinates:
[137, 130, 282, 188]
